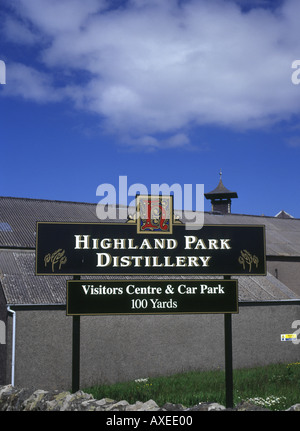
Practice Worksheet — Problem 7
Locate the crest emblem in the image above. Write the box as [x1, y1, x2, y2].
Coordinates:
[136, 195, 173, 234]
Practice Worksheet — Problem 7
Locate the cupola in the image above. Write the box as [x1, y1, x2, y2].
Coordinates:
[205, 171, 238, 214]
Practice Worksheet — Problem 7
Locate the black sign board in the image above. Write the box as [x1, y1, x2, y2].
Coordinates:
[66, 279, 238, 315]
[36, 222, 266, 276]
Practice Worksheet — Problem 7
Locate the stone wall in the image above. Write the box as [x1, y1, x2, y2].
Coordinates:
[0, 385, 300, 411]
[5, 304, 300, 391]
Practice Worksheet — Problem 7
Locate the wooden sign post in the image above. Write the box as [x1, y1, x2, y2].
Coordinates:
[72, 275, 80, 393]
[224, 276, 233, 408]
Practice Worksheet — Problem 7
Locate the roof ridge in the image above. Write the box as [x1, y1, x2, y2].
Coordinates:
[0, 195, 98, 206]
[0, 196, 299, 220]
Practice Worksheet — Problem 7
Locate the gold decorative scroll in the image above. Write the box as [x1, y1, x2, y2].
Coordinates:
[238, 250, 259, 273]
[44, 249, 67, 272]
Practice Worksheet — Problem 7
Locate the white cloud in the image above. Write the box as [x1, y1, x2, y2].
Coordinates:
[3, 63, 62, 103]
[3, 17, 39, 45]
[9, 0, 104, 35]
[122, 132, 192, 152]
[2, 0, 300, 149]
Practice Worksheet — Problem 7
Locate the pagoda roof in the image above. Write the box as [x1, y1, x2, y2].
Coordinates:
[205, 178, 238, 199]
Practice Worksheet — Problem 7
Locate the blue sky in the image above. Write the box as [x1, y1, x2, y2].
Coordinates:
[1, 0, 300, 217]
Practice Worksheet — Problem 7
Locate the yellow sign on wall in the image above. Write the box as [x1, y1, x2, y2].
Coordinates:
[281, 334, 297, 341]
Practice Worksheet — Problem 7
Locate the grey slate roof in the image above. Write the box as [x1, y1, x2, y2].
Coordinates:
[204, 178, 238, 199]
[0, 196, 110, 249]
[0, 249, 298, 305]
[275, 210, 294, 219]
[202, 212, 300, 257]
[1, 196, 300, 256]
[0, 196, 299, 305]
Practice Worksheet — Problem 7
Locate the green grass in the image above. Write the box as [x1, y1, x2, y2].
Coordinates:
[84, 362, 300, 411]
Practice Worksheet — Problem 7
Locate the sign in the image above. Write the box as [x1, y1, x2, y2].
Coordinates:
[36, 222, 266, 276]
[281, 334, 297, 341]
[66, 279, 238, 315]
[35, 196, 250, 407]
